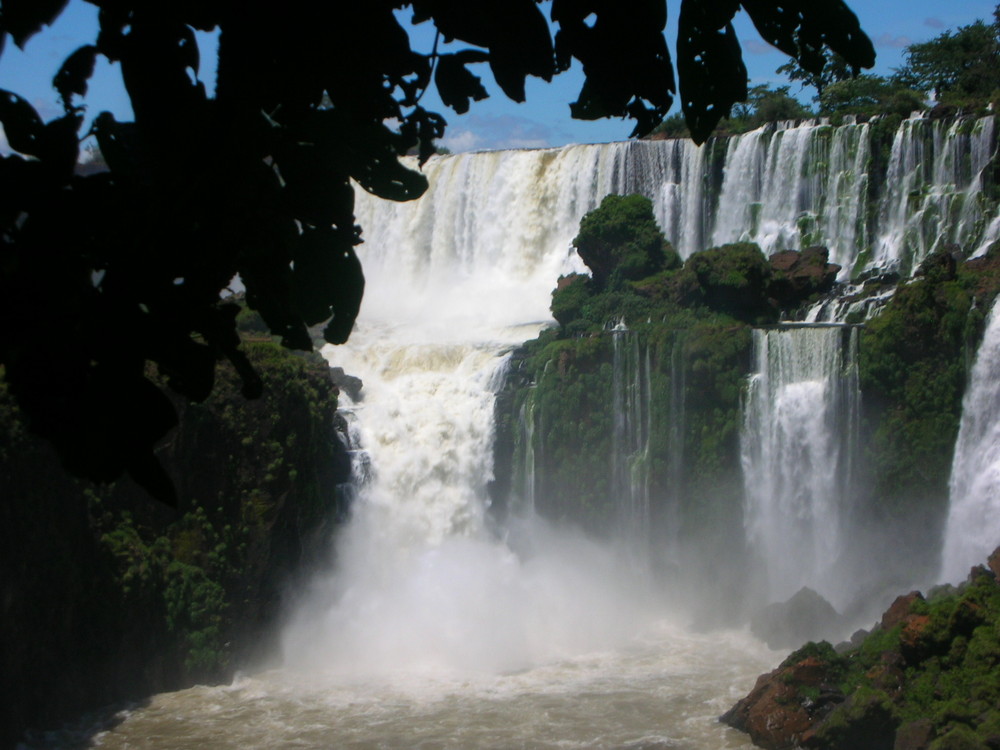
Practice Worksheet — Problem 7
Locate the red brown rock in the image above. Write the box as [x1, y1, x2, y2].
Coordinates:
[988, 546, 1000, 580]
[720, 655, 840, 750]
[880, 591, 924, 631]
[767, 247, 841, 308]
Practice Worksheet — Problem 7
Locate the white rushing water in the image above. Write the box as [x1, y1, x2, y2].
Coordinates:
[741, 325, 861, 608]
[940, 296, 1000, 583]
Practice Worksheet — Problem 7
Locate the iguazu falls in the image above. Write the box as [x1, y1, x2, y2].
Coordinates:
[6, 106, 1000, 749]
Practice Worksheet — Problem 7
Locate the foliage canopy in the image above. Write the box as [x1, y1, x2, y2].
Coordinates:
[0, 0, 873, 500]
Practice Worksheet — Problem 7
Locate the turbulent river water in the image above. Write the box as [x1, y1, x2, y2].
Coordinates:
[80, 624, 775, 749]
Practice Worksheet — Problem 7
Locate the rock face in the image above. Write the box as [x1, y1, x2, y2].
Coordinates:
[751, 587, 845, 649]
[721, 648, 846, 749]
[767, 247, 841, 309]
[723, 547, 1000, 750]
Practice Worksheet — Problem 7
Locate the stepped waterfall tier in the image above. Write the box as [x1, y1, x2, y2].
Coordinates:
[740, 325, 861, 608]
[941, 295, 1000, 583]
[359, 114, 999, 287]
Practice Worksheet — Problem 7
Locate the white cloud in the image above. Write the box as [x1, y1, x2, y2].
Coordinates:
[440, 129, 483, 153]
[742, 39, 777, 55]
[438, 113, 566, 152]
[876, 32, 912, 49]
[925, 17, 946, 29]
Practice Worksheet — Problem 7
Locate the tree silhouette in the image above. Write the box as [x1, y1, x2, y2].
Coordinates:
[0, 0, 874, 502]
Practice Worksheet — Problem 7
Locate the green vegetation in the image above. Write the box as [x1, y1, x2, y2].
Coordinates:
[768, 567, 1000, 749]
[859, 249, 1000, 528]
[573, 194, 681, 290]
[650, 5, 1000, 142]
[0, 339, 350, 741]
[506, 196, 785, 547]
[894, 16, 1000, 108]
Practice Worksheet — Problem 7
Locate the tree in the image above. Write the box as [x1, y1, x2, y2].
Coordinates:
[777, 49, 856, 99]
[727, 84, 813, 129]
[893, 17, 1000, 103]
[0, 0, 875, 502]
[819, 74, 924, 117]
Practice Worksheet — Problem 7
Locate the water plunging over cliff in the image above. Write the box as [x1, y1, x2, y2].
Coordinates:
[741, 325, 861, 607]
[611, 323, 653, 556]
[356, 115, 998, 289]
[941, 297, 1000, 583]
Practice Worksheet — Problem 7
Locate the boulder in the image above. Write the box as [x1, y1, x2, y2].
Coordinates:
[988, 546, 1000, 580]
[329, 366, 363, 402]
[767, 247, 841, 308]
[721, 649, 844, 750]
[751, 587, 845, 649]
[880, 591, 924, 631]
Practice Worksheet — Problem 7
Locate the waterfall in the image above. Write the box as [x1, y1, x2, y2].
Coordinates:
[611, 323, 653, 553]
[282, 150, 659, 679]
[940, 296, 1000, 583]
[875, 116, 999, 273]
[741, 325, 861, 606]
[355, 114, 998, 299]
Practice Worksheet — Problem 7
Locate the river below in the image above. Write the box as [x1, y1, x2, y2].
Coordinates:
[65, 621, 775, 750]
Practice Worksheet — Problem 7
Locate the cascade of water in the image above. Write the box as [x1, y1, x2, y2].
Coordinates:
[517, 388, 538, 517]
[940, 296, 1000, 583]
[283, 151, 660, 679]
[740, 325, 861, 605]
[611, 324, 652, 553]
[351, 115, 997, 297]
[875, 116, 999, 272]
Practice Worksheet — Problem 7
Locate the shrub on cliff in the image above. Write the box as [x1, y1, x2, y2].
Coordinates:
[686, 242, 776, 322]
[551, 273, 594, 328]
[572, 194, 681, 290]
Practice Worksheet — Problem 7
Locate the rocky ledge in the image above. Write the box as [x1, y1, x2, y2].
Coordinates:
[722, 547, 1000, 750]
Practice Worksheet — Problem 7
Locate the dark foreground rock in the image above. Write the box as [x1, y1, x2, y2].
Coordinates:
[723, 546, 1000, 750]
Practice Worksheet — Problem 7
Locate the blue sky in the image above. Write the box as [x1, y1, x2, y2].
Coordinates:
[0, 0, 996, 152]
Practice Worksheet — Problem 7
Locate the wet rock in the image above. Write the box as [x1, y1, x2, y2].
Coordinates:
[720, 649, 844, 750]
[767, 247, 841, 309]
[880, 591, 924, 632]
[329, 366, 363, 401]
[751, 587, 845, 649]
[988, 546, 1000, 580]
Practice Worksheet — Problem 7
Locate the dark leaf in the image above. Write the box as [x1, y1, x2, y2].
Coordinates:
[435, 52, 489, 114]
[0, 88, 44, 155]
[38, 112, 82, 176]
[348, 122, 430, 201]
[323, 245, 365, 345]
[53, 44, 98, 109]
[740, 0, 875, 75]
[678, 0, 747, 143]
[1, 0, 68, 49]
[127, 450, 178, 506]
[291, 226, 357, 326]
[557, 2, 674, 136]
[226, 347, 264, 399]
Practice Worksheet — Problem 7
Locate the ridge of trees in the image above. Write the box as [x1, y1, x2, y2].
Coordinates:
[0, 0, 873, 502]
[653, 5, 1000, 140]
